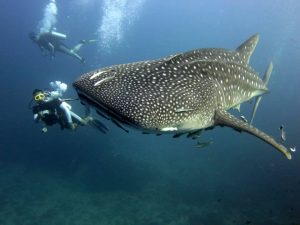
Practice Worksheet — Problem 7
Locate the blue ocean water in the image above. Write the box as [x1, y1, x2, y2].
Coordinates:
[0, 0, 300, 224]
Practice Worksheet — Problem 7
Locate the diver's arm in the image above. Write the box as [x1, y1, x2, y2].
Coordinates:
[44, 91, 62, 101]
[38, 45, 44, 52]
[48, 42, 54, 51]
[33, 113, 40, 122]
[38, 44, 49, 56]
[48, 42, 55, 56]
[39, 46, 48, 56]
[33, 113, 48, 133]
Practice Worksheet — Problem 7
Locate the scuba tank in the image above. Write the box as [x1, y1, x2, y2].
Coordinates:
[50, 31, 67, 40]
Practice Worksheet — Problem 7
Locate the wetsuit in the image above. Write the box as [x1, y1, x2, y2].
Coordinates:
[33, 90, 86, 130]
[32, 98, 67, 129]
[33, 32, 85, 63]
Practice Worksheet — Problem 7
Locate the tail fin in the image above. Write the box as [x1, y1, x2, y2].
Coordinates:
[262, 61, 273, 85]
[250, 62, 273, 124]
[214, 110, 291, 160]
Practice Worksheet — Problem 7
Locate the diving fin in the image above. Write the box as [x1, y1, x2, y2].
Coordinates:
[86, 39, 97, 44]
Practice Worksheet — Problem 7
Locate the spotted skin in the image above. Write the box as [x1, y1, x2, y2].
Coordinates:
[73, 34, 292, 159]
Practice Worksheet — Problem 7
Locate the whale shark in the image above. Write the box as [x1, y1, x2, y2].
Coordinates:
[73, 34, 292, 160]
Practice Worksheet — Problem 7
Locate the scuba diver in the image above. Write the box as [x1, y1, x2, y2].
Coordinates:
[30, 81, 109, 133]
[29, 30, 96, 63]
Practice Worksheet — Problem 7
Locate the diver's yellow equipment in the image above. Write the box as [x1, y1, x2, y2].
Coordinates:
[34, 92, 45, 101]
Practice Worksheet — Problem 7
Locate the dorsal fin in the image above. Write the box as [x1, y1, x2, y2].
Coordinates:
[236, 34, 259, 64]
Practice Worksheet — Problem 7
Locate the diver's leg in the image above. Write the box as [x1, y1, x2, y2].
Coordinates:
[71, 52, 85, 64]
[72, 39, 97, 52]
[69, 111, 87, 125]
[72, 42, 84, 52]
[48, 43, 55, 59]
[59, 102, 73, 127]
[58, 45, 85, 63]
[48, 43, 55, 54]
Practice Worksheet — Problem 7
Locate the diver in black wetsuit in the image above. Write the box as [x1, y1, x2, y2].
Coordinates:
[31, 87, 85, 132]
[30, 82, 109, 134]
[29, 30, 96, 63]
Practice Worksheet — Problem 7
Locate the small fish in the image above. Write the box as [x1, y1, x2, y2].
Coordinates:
[175, 107, 194, 113]
[240, 115, 248, 123]
[173, 133, 185, 138]
[279, 125, 286, 142]
[191, 134, 202, 140]
[196, 140, 213, 149]
[187, 130, 203, 139]
[290, 147, 296, 152]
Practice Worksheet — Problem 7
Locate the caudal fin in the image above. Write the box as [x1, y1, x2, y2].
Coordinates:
[250, 62, 273, 124]
[214, 110, 291, 160]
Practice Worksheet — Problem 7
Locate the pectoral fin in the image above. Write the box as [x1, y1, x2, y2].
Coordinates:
[214, 110, 291, 160]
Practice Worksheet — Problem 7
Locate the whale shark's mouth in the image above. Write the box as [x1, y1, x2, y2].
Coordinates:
[76, 90, 128, 123]
[75, 90, 177, 134]
[75, 89, 148, 134]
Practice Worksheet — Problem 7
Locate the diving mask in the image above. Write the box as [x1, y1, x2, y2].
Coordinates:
[34, 93, 45, 101]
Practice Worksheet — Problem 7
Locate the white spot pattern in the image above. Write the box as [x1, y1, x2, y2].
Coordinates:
[74, 34, 267, 132]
